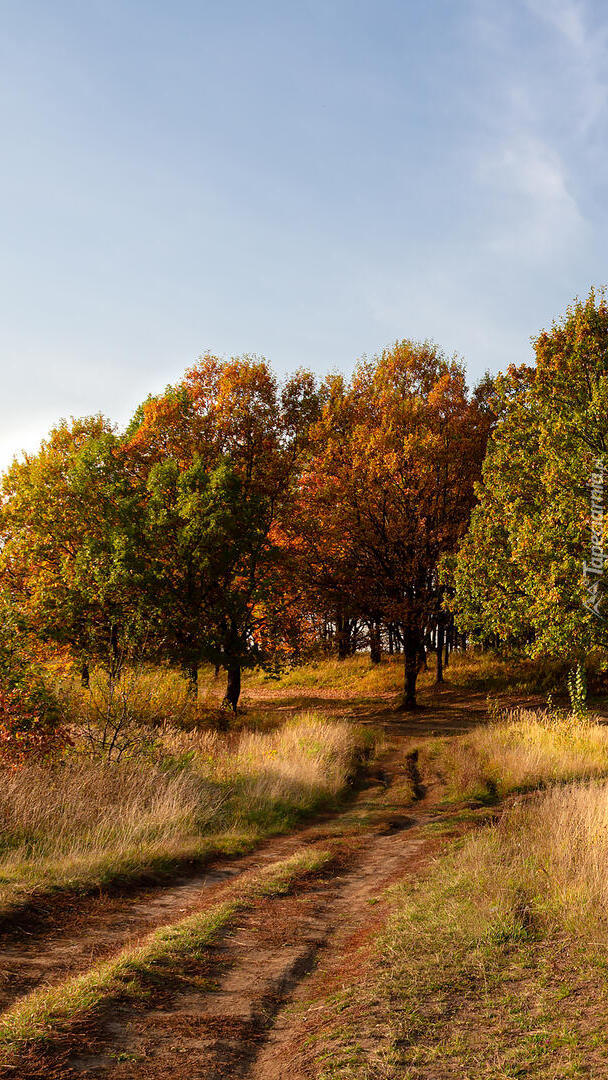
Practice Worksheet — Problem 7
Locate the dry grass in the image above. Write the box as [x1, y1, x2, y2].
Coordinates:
[307, 776, 608, 1079]
[248, 655, 404, 694]
[52, 650, 540, 737]
[425, 706, 608, 802]
[53, 664, 218, 739]
[381, 776, 608, 963]
[51, 656, 404, 737]
[462, 779, 608, 935]
[308, 712, 608, 1079]
[238, 655, 406, 725]
[368, 778, 608, 1076]
[0, 714, 371, 916]
[440, 649, 566, 693]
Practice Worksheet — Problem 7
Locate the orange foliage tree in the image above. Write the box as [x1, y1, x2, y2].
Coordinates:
[292, 342, 491, 707]
[0, 341, 491, 734]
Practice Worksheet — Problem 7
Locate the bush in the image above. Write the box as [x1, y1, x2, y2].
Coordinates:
[0, 679, 69, 767]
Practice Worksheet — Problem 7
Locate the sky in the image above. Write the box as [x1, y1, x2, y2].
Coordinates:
[1, 0, 607, 468]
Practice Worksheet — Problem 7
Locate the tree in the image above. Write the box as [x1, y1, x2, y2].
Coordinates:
[451, 290, 608, 665]
[287, 374, 371, 662]
[0, 417, 145, 681]
[292, 342, 490, 707]
[127, 354, 319, 711]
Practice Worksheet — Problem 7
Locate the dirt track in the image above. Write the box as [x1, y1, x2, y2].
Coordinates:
[0, 685, 489, 1079]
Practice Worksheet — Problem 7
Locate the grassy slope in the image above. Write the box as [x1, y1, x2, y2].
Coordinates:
[305, 705, 608, 1079]
[13, 650, 608, 1075]
[424, 707, 608, 802]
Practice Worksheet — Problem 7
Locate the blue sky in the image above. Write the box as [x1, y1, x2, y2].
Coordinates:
[1, 0, 606, 466]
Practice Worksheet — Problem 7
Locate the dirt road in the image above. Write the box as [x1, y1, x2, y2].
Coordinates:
[0, 685, 487, 1079]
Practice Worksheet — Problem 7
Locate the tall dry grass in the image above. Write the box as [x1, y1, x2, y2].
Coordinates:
[250, 654, 403, 693]
[53, 664, 217, 739]
[0, 714, 371, 915]
[386, 775, 608, 960]
[340, 774, 608, 1079]
[427, 706, 608, 801]
[392, 708, 608, 960]
[161, 715, 368, 822]
[491, 780, 608, 933]
[51, 655, 404, 738]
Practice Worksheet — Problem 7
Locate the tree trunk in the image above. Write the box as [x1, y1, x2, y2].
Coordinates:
[388, 626, 394, 656]
[81, 661, 90, 690]
[444, 632, 450, 668]
[185, 662, 199, 696]
[369, 621, 381, 664]
[436, 624, 444, 684]
[225, 661, 241, 713]
[336, 612, 350, 660]
[109, 624, 121, 681]
[401, 625, 420, 709]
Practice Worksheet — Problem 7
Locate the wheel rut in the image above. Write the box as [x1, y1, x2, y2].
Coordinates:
[0, 835, 305, 1016]
[0, 741, 413, 1019]
[0, 735, 460, 1080]
[61, 812, 434, 1079]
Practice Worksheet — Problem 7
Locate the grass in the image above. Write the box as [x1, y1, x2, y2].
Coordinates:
[53, 655, 404, 733]
[0, 714, 372, 917]
[53, 663, 219, 732]
[0, 846, 333, 1067]
[320, 777, 608, 1079]
[51, 648, 570, 736]
[249, 655, 404, 694]
[423, 706, 608, 803]
[9, 649, 608, 1076]
[239, 647, 591, 711]
[436, 649, 568, 693]
[305, 709, 608, 1079]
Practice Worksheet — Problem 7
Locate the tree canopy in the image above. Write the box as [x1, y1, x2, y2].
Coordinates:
[451, 290, 608, 663]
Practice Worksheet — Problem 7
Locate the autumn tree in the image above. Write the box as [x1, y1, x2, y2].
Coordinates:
[0, 417, 145, 683]
[451, 290, 608, 664]
[292, 342, 491, 707]
[0, 592, 70, 764]
[127, 354, 319, 711]
[286, 374, 368, 661]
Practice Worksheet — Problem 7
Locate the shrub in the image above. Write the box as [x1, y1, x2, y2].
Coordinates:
[0, 679, 69, 767]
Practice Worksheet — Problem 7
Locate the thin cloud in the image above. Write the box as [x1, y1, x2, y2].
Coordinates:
[479, 134, 586, 259]
[524, 0, 608, 132]
[468, 0, 594, 261]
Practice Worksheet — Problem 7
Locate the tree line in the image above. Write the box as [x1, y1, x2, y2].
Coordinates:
[0, 340, 494, 727]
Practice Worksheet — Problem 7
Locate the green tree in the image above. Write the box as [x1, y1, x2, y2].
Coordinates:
[128, 355, 319, 711]
[451, 290, 608, 664]
[0, 417, 144, 682]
